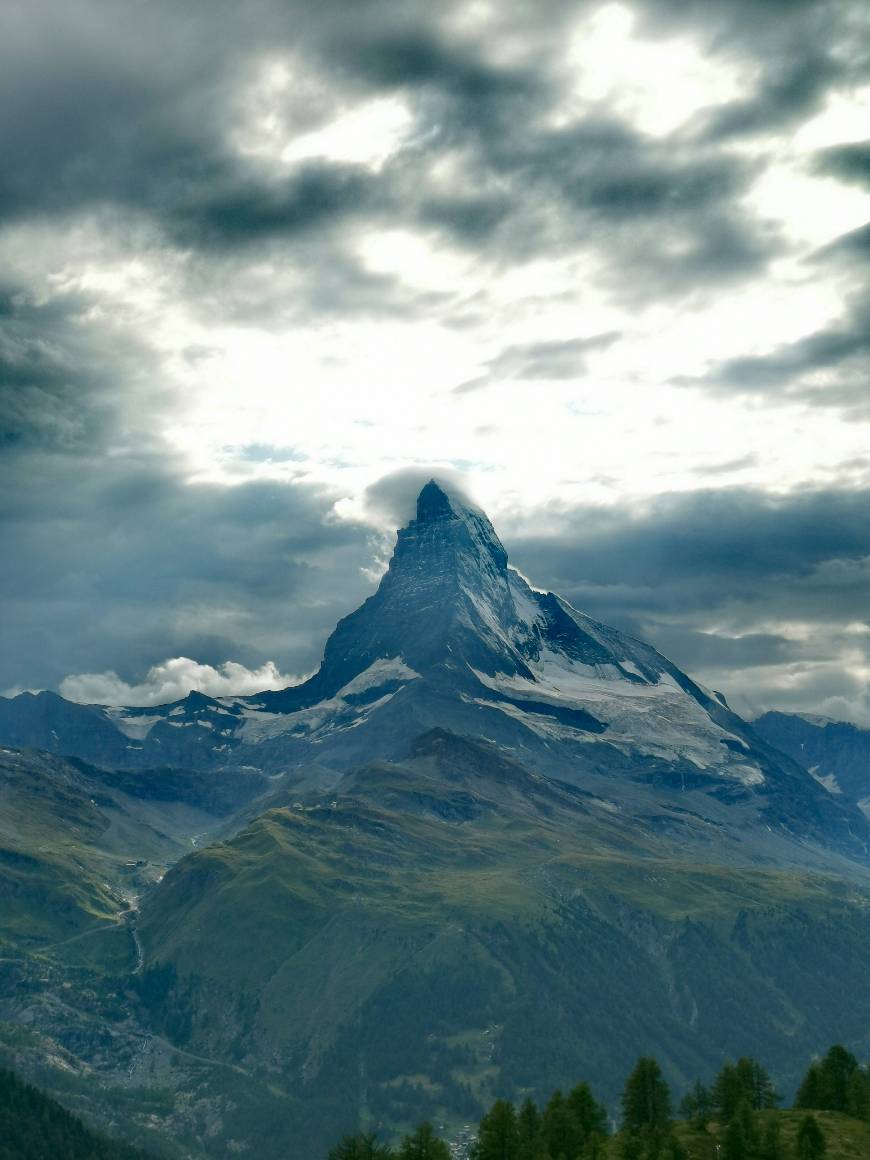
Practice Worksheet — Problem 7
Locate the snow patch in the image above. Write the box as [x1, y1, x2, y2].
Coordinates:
[103, 709, 162, 741]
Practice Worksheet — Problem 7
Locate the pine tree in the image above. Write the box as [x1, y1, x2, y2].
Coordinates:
[796, 1047, 859, 1113]
[543, 1089, 579, 1160]
[516, 1098, 543, 1160]
[735, 1058, 778, 1110]
[733, 1098, 757, 1152]
[621, 1058, 673, 1132]
[846, 1067, 869, 1120]
[795, 1114, 826, 1160]
[328, 1132, 394, 1160]
[583, 1129, 606, 1160]
[795, 1065, 823, 1110]
[819, 1046, 859, 1111]
[397, 1122, 450, 1160]
[713, 1063, 748, 1123]
[621, 1058, 678, 1160]
[567, 1082, 608, 1139]
[472, 1099, 519, 1160]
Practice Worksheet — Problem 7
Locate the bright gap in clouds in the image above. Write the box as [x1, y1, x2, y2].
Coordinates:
[565, 4, 748, 136]
[233, 57, 413, 170]
[281, 99, 413, 168]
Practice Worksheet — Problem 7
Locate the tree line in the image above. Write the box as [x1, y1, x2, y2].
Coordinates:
[327, 1043, 870, 1160]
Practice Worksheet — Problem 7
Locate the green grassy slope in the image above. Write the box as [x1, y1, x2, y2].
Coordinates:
[0, 747, 267, 957]
[135, 732, 870, 1157]
[664, 1110, 870, 1159]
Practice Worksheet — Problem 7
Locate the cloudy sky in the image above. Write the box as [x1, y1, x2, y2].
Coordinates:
[2, 0, 870, 724]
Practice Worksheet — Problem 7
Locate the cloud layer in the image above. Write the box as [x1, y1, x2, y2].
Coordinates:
[2, 0, 869, 719]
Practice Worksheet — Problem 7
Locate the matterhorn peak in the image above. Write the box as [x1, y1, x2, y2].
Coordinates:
[403, 479, 509, 576]
[414, 479, 483, 523]
[415, 478, 456, 522]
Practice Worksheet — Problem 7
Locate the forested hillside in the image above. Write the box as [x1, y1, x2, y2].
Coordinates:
[0, 1066, 154, 1160]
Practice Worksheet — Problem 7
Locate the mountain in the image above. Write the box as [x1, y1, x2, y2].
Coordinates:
[131, 729, 870, 1158]
[1, 481, 867, 863]
[753, 711, 870, 817]
[3, 482, 870, 1159]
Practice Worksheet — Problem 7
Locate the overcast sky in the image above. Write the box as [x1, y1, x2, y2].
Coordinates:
[2, 0, 870, 724]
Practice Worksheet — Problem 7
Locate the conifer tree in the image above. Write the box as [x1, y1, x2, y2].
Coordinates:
[735, 1058, 778, 1110]
[846, 1067, 869, 1120]
[516, 1098, 543, 1160]
[620, 1058, 678, 1160]
[397, 1122, 450, 1160]
[472, 1098, 519, 1160]
[543, 1089, 578, 1160]
[723, 1116, 748, 1160]
[796, 1047, 860, 1113]
[819, 1046, 859, 1112]
[567, 1082, 608, 1139]
[328, 1132, 394, 1160]
[621, 1058, 673, 1132]
[795, 1065, 823, 1110]
[713, 1064, 747, 1123]
[732, 1098, 757, 1152]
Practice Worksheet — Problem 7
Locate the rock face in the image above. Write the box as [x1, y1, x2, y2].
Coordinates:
[1, 480, 867, 862]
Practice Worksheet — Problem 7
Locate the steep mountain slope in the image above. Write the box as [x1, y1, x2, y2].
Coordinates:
[753, 712, 870, 817]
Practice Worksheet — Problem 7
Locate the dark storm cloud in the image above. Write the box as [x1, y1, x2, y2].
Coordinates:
[639, 0, 861, 142]
[697, 47, 840, 143]
[680, 322, 870, 403]
[0, 287, 158, 453]
[814, 141, 870, 186]
[0, 281, 374, 694]
[0, 446, 375, 693]
[0, 0, 782, 299]
[507, 484, 870, 642]
[676, 281, 870, 416]
[166, 162, 378, 248]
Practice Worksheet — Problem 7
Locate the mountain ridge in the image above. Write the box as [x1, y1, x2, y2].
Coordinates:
[1, 480, 867, 866]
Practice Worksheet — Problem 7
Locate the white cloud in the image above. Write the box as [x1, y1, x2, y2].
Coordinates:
[59, 657, 301, 707]
[565, 4, 747, 137]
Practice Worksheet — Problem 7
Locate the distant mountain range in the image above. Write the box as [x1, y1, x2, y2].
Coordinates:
[753, 710, 870, 817]
[1, 481, 866, 863]
[1, 481, 868, 1159]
